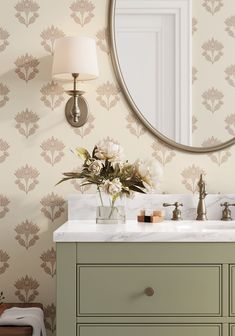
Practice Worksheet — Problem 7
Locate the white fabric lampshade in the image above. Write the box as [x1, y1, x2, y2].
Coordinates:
[52, 36, 99, 81]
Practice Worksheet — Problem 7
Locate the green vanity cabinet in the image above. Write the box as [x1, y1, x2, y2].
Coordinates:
[56, 242, 235, 336]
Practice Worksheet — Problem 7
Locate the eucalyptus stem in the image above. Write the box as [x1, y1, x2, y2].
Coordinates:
[109, 196, 113, 207]
[97, 186, 104, 206]
[109, 198, 116, 218]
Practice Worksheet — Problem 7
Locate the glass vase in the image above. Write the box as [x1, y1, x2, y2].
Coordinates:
[96, 191, 126, 224]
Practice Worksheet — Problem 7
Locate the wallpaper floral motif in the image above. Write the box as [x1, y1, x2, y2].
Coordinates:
[15, 109, 40, 138]
[201, 38, 224, 64]
[40, 193, 65, 223]
[96, 80, 120, 110]
[202, 0, 223, 15]
[15, 165, 40, 194]
[15, 53, 39, 83]
[14, 275, 39, 303]
[1, 1, 235, 335]
[40, 81, 64, 111]
[15, 0, 40, 27]
[40, 26, 65, 56]
[15, 220, 40, 250]
[70, 0, 95, 27]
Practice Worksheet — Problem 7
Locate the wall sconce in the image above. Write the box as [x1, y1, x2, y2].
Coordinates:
[52, 36, 99, 127]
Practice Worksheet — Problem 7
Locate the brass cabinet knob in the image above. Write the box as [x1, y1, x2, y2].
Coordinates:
[144, 287, 155, 297]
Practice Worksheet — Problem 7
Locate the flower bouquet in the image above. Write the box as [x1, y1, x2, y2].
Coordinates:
[58, 139, 162, 224]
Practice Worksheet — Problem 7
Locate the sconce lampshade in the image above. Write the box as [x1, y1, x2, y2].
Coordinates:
[52, 36, 99, 81]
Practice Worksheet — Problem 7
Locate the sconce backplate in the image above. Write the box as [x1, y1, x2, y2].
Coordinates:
[65, 96, 88, 127]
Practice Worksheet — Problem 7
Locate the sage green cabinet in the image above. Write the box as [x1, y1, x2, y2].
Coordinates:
[77, 324, 222, 336]
[56, 242, 235, 336]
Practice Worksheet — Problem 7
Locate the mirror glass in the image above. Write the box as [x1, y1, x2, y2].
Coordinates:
[113, 0, 235, 149]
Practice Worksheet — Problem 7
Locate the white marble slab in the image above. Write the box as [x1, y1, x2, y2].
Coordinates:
[53, 220, 235, 242]
[68, 194, 235, 221]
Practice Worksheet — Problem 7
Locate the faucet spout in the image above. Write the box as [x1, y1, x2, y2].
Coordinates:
[196, 174, 207, 221]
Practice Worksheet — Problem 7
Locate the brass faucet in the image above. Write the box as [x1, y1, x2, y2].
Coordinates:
[196, 174, 207, 221]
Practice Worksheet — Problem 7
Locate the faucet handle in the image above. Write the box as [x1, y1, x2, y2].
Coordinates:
[220, 202, 235, 221]
[163, 202, 183, 221]
[220, 202, 235, 207]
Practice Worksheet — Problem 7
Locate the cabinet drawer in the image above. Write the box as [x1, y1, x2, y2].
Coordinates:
[77, 324, 221, 336]
[77, 265, 221, 316]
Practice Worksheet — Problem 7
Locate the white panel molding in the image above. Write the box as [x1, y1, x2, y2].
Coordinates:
[117, 26, 163, 129]
[116, 0, 192, 145]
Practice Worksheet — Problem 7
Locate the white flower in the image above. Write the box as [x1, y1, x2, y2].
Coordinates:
[95, 139, 124, 163]
[88, 160, 103, 175]
[135, 159, 163, 190]
[103, 178, 123, 195]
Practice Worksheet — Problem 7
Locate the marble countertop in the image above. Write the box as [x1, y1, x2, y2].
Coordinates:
[53, 220, 235, 242]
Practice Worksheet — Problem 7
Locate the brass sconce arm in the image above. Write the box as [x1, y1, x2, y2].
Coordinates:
[71, 73, 80, 123]
[64, 73, 88, 127]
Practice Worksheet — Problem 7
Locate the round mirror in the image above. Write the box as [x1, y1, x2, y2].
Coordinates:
[109, 0, 235, 153]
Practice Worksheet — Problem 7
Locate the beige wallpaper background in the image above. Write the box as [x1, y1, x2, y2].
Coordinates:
[193, 0, 235, 147]
[0, 0, 235, 334]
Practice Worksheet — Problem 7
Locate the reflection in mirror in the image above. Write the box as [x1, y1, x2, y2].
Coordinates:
[115, 0, 191, 145]
[112, 0, 235, 150]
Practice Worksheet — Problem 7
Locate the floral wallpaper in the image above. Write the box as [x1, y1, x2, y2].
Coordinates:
[192, 0, 235, 147]
[0, 0, 235, 334]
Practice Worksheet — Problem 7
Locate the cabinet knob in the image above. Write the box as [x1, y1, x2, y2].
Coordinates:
[144, 287, 155, 297]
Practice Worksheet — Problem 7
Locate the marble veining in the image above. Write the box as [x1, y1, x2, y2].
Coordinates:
[68, 194, 235, 221]
[53, 220, 235, 242]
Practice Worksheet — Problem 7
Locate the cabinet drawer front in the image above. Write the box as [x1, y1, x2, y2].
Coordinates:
[77, 265, 221, 316]
[77, 324, 221, 336]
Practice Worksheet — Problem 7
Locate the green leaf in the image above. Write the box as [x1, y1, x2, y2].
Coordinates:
[129, 185, 146, 194]
[134, 180, 146, 188]
[80, 182, 94, 187]
[63, 172, 81, 178]
[114, 163, 120, 175]
[55, 176, 78, 186]
[74, 147, 91, 160]
[92, 146, 98, 158]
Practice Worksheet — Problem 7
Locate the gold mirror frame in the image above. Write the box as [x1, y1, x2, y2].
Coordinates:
[109, 0, 235, 154]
